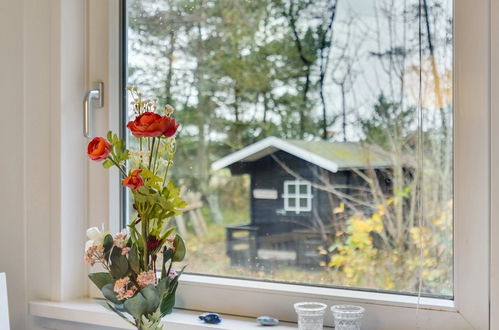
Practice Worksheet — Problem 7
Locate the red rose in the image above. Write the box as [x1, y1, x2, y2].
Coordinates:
[162, 117, 180, 137]
[122, 169, 144, 190]
[87, 137, 111, 161]
[127, 112, 179, 138]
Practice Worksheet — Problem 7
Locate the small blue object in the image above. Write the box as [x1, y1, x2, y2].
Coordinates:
[257, 316, 279, 326]
[199, 313, 222, 324]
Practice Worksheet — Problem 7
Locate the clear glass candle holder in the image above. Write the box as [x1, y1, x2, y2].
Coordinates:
[331, 305, 365, 330]
[294, 302, 327, 330]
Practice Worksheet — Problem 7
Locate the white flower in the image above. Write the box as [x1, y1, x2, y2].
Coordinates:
[85, 240, 94, 252]
[85, 227, 105, 251]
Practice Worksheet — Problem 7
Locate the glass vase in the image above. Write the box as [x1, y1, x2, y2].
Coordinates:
[294, 302, 327, 330]
[331, 305, 365, 330]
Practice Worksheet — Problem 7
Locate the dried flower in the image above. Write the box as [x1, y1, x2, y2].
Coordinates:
[114, 276, 137, 300]
[84, 245, 105, 266]
[168, 269, 177, 280]
[137, 270, 156, 288]
[113, 229, 129, 248]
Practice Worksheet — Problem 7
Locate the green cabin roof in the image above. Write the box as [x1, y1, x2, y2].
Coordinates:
[212, 136, 391, 173]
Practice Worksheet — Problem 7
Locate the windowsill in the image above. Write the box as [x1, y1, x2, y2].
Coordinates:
[29, 299, 304, 330]
[180, 274, 455, 310]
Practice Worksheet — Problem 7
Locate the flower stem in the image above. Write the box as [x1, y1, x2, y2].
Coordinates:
[108, 157, 127, 177]
[153, 138, 162, 172]
[148, 138, 156, 170]
[142, 215, 149, 269]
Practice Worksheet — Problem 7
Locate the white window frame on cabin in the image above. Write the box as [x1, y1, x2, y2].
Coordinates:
[81, 0, 497, 328]
[282, 180, 313, 214]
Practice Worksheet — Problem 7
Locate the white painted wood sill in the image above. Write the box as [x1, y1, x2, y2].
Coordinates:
[29, 299, 307, 330]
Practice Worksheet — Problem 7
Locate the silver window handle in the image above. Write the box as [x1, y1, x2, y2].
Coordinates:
[83, 82, 104, 138]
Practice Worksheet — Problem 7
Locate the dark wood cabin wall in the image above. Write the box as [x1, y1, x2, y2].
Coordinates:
[240, 151, 395, 237]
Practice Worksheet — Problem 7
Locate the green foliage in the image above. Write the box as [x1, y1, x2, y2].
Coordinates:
[159, 283, 178, 317]
[109, 247, 129, 279]
[172, 235, 186, 262]
[88, 272, 113, 290]
[140, 309, 163, 330]
[103, 234, 114, 254]
[361, 94, 416, 150]
[97, 300, 134, 326]
[128, 245, 141, 274]
[124, 290, 148, 320]
[157, 277, 170, 298]
[157, 181, 188, 218]
[140, 285, 161, 315]
[102, 283, 124, 305]
[107, 131, 129, 165]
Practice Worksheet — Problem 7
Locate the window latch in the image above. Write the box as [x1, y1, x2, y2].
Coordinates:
[83, 82, 104, 138]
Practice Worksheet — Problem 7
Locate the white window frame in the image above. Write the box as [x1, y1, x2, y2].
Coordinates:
[80, 0, 495, 328]
[282, 180, 313, 214]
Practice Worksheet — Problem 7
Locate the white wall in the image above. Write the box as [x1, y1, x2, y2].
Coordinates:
[0, 0, 87, 329]
[0, 0, 29, 328]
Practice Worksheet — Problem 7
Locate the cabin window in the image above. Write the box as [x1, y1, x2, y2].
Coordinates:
[282, 180, 313, 214]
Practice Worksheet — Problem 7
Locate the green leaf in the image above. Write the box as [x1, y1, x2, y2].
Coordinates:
[124, 291, 147, 321]
[101, 283, 124, 305]
[140, 285, 160, 315]
[172, 235, 186, 262]
[168, 265, 187, 291]
[103, 159, 114, 169]
[109, 247, 129, 279]
[103, 234, 114, 254]
[88, 272, 113, 290]
[96, 300, 134, 326]
[157, 277, 170, 298]
[160, 282, 178, 317]
[161, 247, 174, 278]
[128, 245, 141, 274]
[106, 131, 113, 142]
[121, 149, 130, 162]
[129, 225, 145, 252]
[160, 227, 176, 241]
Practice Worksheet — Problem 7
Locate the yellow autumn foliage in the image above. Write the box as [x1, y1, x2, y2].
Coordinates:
[328, 198, 452, 296]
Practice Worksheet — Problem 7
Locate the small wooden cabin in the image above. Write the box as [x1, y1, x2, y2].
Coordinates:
[212, 136, 392, 270]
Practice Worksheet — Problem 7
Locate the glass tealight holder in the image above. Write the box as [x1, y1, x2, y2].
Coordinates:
[294, 302, 327, 330]
[331, 305, 365, 330]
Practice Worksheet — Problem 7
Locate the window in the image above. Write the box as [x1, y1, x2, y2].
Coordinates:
[282, 180, 312, 214]
[124, 0, 453, 297]
[81, 0, 491, 327]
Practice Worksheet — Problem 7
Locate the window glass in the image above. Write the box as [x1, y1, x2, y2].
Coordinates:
[125, 0, 453, 297]
[299, 185, 308, 195]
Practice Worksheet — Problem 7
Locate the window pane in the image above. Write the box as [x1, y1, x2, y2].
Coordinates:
[125, 0, 453, 297]
[299, 199, 308, 208]
[299, 185, 308, 195]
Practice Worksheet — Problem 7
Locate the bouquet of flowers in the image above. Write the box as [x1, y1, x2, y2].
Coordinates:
[85, 88, 187, 330]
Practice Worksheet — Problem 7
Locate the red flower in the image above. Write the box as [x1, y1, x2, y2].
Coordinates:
[87, 137, 111, 161]
[146, 236, 161, 252]
[127, 112, 179, 138]
[162, 117, 180, 137]
[122, 169, 144, 190]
